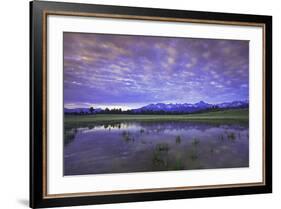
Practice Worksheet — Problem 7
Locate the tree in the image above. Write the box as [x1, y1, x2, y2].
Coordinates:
[89, 106, 94, 114]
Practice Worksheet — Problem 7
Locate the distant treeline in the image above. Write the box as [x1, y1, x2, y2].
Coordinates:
[64, 106, 246, 116]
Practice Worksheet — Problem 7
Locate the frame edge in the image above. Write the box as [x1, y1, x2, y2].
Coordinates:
[29, 1, 272, 208]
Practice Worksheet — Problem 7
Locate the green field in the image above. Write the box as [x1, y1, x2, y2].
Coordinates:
[65, 109, 249, 124]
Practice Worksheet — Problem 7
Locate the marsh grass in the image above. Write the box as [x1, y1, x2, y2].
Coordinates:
[155, 143, 170, 152]
[227, 132, 236, 141]
[152, 143, 170, 167]
[175, 135, 181, 144]
[64, 128, 78, 145]
[189, 151, 199, 161]
[141, 140, 146, 144]
[192, 138, 200, 146]
[219, 134, 224, 141]
[121, 131, 134, 142]
[174, 158, 184, 170]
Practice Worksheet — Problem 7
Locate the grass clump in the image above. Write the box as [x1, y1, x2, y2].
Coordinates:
[121, 131, 134, 142]
[174, 158, 184, 170]
[175, 135, 181, 144]
[190, 153, 198, 161]
[64, 128, 78, 145]
[153, 143, 170, 167]
[219, 134, 224, 141]
[227, 132, 236, 141]
[192, 138, 200, 146]
[155, 143, 170, 152]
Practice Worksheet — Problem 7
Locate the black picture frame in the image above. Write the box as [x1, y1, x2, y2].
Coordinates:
[30, 1, 272, 208]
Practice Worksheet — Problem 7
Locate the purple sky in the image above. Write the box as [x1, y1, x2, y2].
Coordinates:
[64, 32, 249, 110]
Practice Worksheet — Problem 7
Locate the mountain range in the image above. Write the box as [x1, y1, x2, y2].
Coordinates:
[131, 100, 248, 113]
[64, 100, 248, 114]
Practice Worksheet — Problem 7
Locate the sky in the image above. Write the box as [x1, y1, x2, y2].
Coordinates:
[63, 32, 249, 110]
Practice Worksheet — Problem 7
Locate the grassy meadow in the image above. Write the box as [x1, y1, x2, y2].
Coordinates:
[65, 108, 249, 124]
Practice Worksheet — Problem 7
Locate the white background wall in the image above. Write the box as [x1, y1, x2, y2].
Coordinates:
[0, 0, 279, 208]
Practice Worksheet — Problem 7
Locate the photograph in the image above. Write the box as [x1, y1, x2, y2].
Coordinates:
[63, 32, 250, 176]
[29, 1, 272, 207]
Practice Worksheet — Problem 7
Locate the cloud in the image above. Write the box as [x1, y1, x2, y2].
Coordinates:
[240, 84, 248, 88]
[63, 32, 249, 106]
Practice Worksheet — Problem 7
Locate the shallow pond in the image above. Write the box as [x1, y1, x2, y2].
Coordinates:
[64, 121, 249, 175]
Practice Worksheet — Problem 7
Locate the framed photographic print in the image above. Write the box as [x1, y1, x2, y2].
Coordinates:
[30, 0, 272, 208]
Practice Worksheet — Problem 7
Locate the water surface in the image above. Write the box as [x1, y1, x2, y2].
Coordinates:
[64, 121, 249, 175]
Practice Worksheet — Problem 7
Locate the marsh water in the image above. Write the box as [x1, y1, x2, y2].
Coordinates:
[64, 121, 249, 175]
